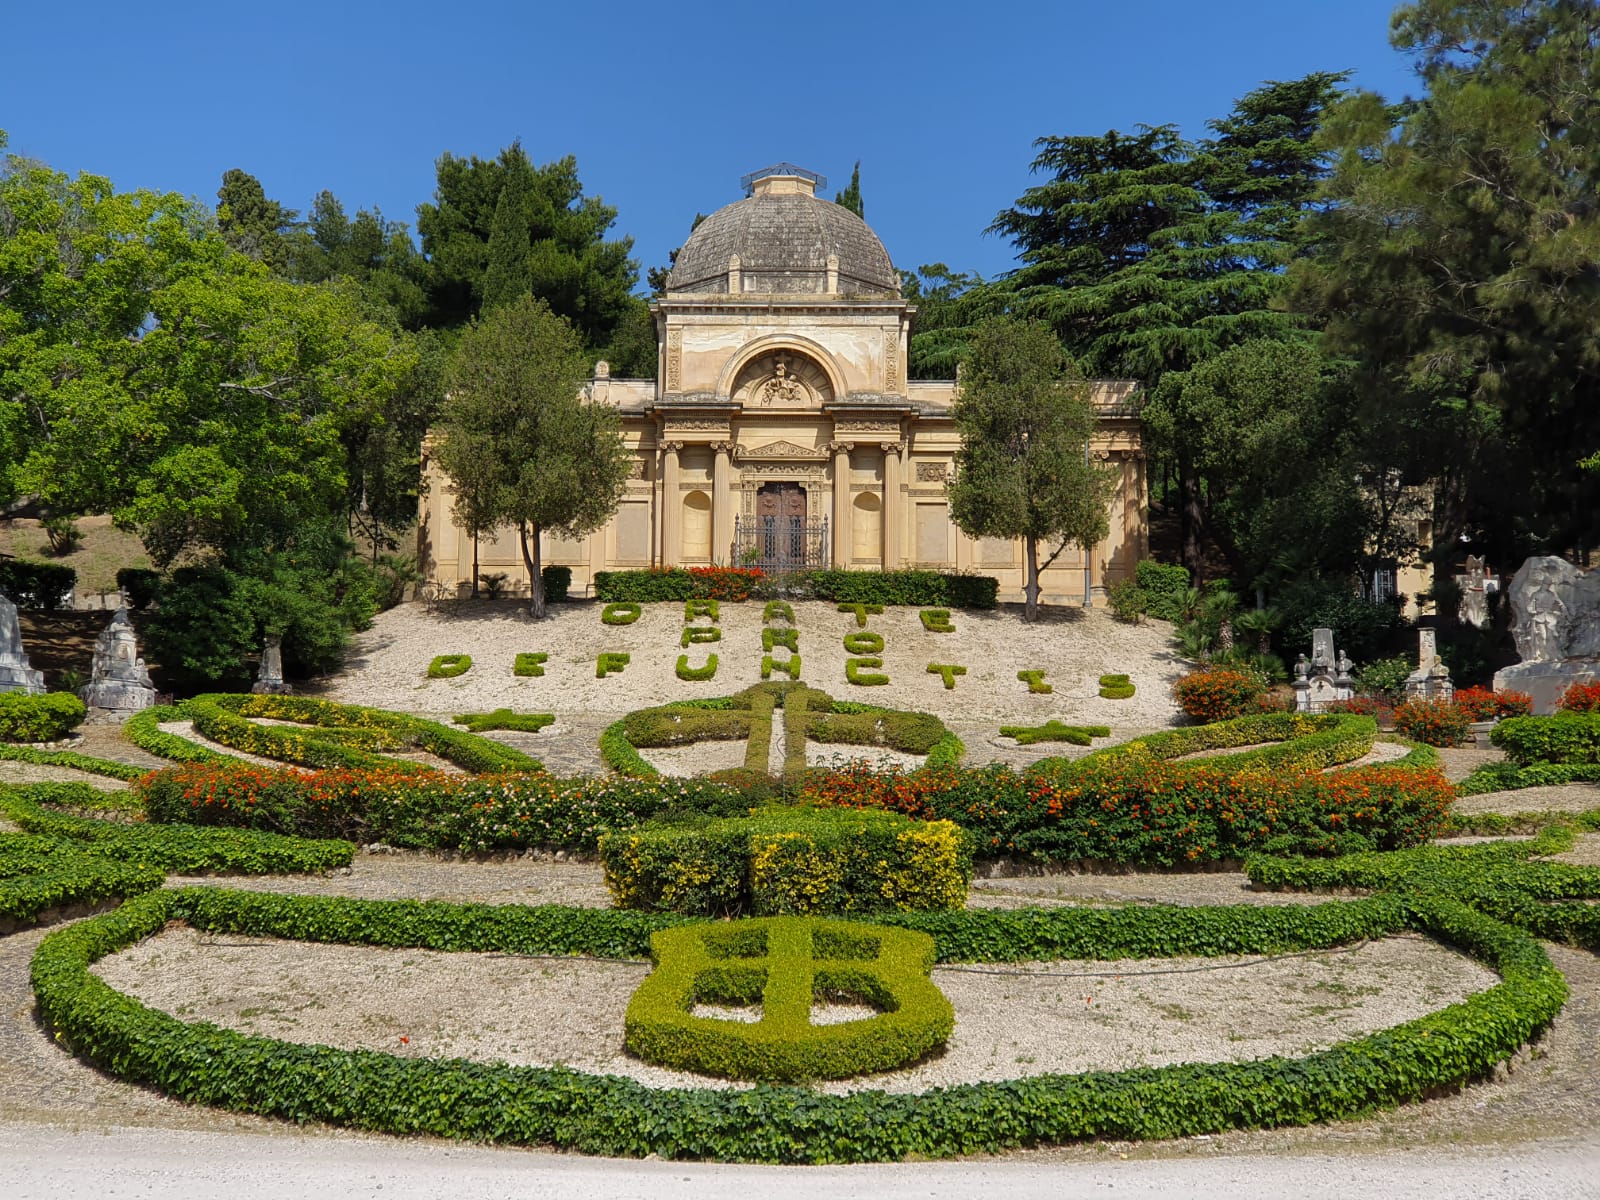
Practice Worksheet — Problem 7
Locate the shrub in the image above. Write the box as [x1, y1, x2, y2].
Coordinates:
[846, 658, 889, 686]
[1017, 670, 1051, 695]
[837, 603, 884, 627]
[1133, 560, 1190, 621]
[1393, 698, 1471, 747]
[427, 654, 472, 679]
[513, 652, 548, 677]
[541, 565, 572, 604]
[1107, 581, 1147, 624]
[0, 831, 165, 926]
[597, 652, 631, 678]
[624, 917, 952, 1083]
[807, 708, 949, 755]
[761, 654, 802, 681]
[452, 710, 555, 734]
[600, 807, 971, 918]
[920, 609, 954, 633]
[0, 741, 145, 783]
[842, 631, 885, 655]
[594, 568, 764, 603]
[1172, 668, 1262, 722]
[0, 692, 87, 742]
[1279, 584, 1407, 664]
[762, 627, 799, 652]
[31, 886, 1565, 1163]
[1559, 681, 1600, 713]
[681, 626, 721, 647]
[685, 599, 719, 622]
[1329, 696, 1380, 718]
[116, 567, 161, 611]
[812, 571, 996, 609]
[1352, 654, 1412, 700]
[601, 602, 641, 625]
[762, 601, 795, 624]
[1491, 712, 1600, 765]
[1454, 687, 1533, 722]
[676, 654, 718, 681]
[926, 663, 966, 690]
[0, 559, 76, 610]
[1098, 673, 1135, 700]
[998, 721, 1110, 747]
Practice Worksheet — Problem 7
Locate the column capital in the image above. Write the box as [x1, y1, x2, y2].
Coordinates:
[827, 439, 855, 454]
[660, 440, 684, 454]
[711, 440, 737, 455]
[880, 440, 905, 455]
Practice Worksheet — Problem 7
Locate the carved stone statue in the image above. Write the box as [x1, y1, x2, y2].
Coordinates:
[78, 607, 155, 712]
[759, 359, 805, 405]
[0, 593, 44, 695]
[1494, 556, 1600, 711]
[1295, 629, 1354, 712]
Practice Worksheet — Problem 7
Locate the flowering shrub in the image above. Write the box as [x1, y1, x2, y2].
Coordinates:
[136, 764, 744, 853]
[799, 755, 1451, 864]
[1328, 696, 1380, 718]
[1453, 687, 1534, 722]
[1172, 668, 1264, 723]
[687, 566, 765, 601]
[1393, 698, 1471, 747]
[1559, 681, 1600, 713]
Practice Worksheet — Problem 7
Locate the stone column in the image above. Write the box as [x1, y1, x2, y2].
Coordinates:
[712, 442, 734, 564]
[661, 441, 682, 567]
[881, 441, 903, 568]
[830, 441, 853, 567]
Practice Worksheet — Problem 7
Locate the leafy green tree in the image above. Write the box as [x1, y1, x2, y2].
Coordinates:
[1293, 0, 1600, 564]
[901, 264, 1001, 379]
[647, 212, 707, 296]
[294, 190, 430, 328]
[834, 160, 864, 218]
[417, 144, 639, 352]
[433, 296, 630, 617]
[947, 318, 1111, 620]
[216, 168, 299, 275]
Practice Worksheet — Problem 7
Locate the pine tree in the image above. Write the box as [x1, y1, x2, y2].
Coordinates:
[834, 161, 864, 218]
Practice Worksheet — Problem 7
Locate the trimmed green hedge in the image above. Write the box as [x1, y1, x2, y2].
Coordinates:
[0, 832, 163, 926]
[32, 887, 1564, 1163]
[1245, 828, 1600, 950]
[1018, 669, 1051, 695]
[625, 917, 952, 1082]
[1086, 712, 1376, 774]
[123, 705, 236, 765]
[597, 652, 630, 678]
[1098, 673, 1135, 701]
[920, 609, 954, 633]
[926, 663, 966, 689]
[426, 654, 472, 679]
[0, 692, 87, 742]
[842, 630, 885, 655]
[999, 721, 1111, 747]
[676, 654, 719, 681]
[0, 742, 145, 782]
[846, 658, 889, 686]
[602, 602, 642, 625]
[185, 694, 541, 775]
[0, 783, 354, 874]
[451, 710, 555, 734]
[601, 808, 971, 918]
[1457, 760, 1600, 796]
[1492, 712, 1600, 765]
[513, 652, 549, 678]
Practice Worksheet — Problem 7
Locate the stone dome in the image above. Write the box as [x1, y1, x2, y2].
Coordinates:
[665, 166, 899, 296]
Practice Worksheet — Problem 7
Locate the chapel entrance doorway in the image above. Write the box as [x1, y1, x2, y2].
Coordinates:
[734, 482, 828, 570]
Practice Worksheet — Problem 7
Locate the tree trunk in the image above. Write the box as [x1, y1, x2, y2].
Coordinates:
[1180, 468, 1206, 583]
[471, 531, 480, 599]
[1023, 534, 1041, 621]
[520, 521, 546, 619]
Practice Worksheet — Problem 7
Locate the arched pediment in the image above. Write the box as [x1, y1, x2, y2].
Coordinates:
[716, 336, 844, 408]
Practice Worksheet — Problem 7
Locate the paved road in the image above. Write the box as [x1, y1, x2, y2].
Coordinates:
[2, 1124, 1597, 1200]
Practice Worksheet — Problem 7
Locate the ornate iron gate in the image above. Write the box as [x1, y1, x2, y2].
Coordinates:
[732, 515, 829, 571]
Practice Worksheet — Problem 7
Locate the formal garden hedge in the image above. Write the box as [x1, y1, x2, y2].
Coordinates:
[624, 917, 952, 1082]
[594, 568, 998, 609]
[599, 807, 971, 917]
[0, 831, 163, 926]
[30, 885, 1564, 1162]
[0, 692, 87, 742]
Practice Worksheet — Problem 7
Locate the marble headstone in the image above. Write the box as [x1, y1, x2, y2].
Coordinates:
[1493, 556, 1600, 712]
[1405, 626, 1453, 703]
[78, 606, 155, 712]
[1294, 627, 1355, 712]
[0, 593, 45, 694]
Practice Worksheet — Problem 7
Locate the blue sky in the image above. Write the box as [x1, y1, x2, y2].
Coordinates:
[3, 1, 1420, 287]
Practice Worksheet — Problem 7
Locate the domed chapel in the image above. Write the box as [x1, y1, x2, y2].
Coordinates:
[418, 164, 1147, 602]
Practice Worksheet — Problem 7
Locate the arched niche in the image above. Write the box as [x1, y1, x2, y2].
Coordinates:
[717, 335, 845, 406]
[851, 492, 882, 563]
[682, 490, 712, 561]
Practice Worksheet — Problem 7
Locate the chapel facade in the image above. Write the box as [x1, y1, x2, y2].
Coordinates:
[418, 165, 1147, 603]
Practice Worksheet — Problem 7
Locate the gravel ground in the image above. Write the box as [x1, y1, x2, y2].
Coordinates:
[0, 761, 128, 791]
[1454, 783, 1600, 815]
[92, 928, 1494, 1095]
[319, 600, 1189, 727]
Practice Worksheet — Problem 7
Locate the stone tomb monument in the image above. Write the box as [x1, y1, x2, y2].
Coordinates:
[78, 606, 155, 712]
[1456, 555, 1499, 630]
[0, 593, 45, 694]
[1294, 627, 1355, 712]
[1404, 626, 1454, 704]
[1493, 555, 1600, 713]
[251, 635, 292, 695]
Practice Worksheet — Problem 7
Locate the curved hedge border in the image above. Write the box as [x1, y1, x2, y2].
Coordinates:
[184, 694, 541, 775]
[1080, 712, 1376, 774]
[1457, 760, 1600, 796]
[0, 783, 354, 875]
[0, 832, 163, 926]
[123, 705, 237, 765]
[0, 742, 145, 783]
[33, 887, 1563, 1163]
